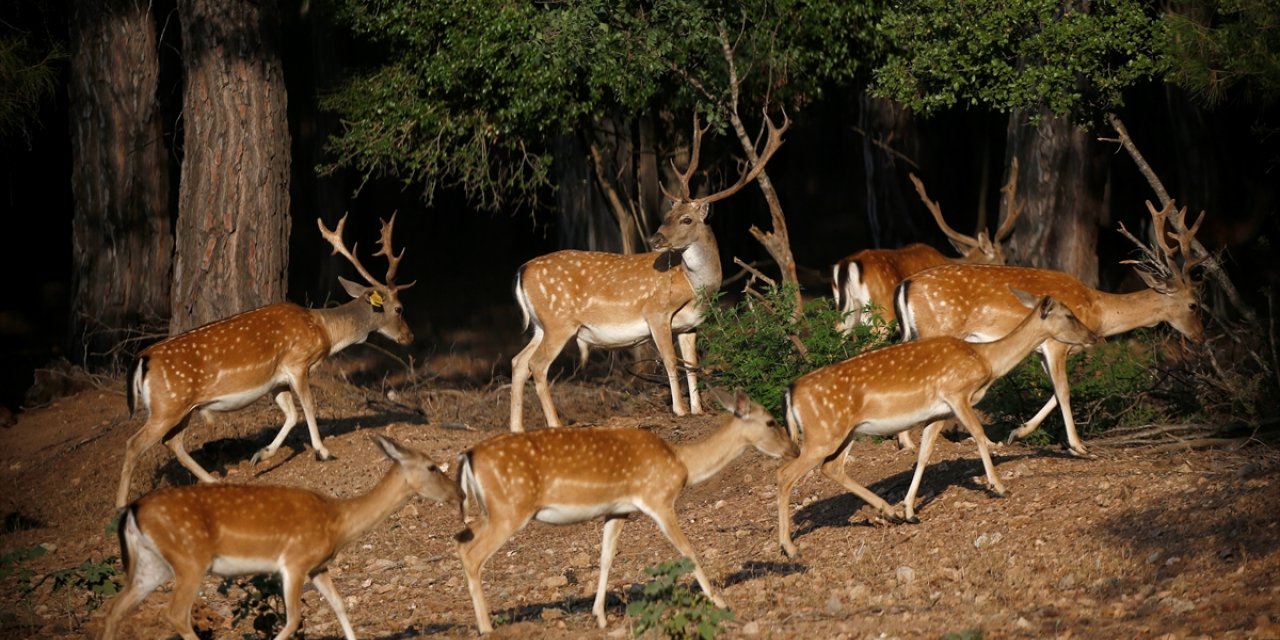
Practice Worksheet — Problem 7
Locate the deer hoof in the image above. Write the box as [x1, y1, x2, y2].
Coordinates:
[315, 449, 335, 462]
[249, 449, 271, 465]
[1066, 445, 1093, 459]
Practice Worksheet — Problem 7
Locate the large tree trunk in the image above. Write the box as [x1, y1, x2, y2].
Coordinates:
[1004, 109, 1107, 287]
[171, 0, 291, 333]
[859, 94, 922, 250]
[67, 0, 172, 370]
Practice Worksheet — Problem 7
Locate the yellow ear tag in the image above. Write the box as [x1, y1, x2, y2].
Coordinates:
[369, 290, 384, 308]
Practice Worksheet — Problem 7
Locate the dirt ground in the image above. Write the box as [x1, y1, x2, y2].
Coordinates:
[0, 336, 1277, 640]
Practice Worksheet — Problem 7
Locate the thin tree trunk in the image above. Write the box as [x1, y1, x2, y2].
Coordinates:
[67, 0, 172, 369]
[171, 0, 291, 333]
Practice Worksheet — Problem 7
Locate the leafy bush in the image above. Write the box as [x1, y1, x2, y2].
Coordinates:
[0, 545, 47, 605]
[626, 558, 730, 640]
[50, 556, 120, 611]
[699, 282, 892, 418]
[981, 331, 1164, 444]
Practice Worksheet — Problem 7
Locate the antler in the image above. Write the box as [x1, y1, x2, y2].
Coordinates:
[318, 213, 415, 291]
[909, 173, 981, 250]
[661, 109, 791, 205]
[1118, 199, 1205, 291]
[661, 113, 712, 202]
[994, 158, 1025, 242]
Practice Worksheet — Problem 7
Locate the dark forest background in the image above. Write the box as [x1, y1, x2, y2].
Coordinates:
[1, 0, 1277, 415]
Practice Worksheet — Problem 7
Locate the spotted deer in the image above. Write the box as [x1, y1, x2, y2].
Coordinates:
[776, 291, 1099, 557]
[457, 389, 797, 633]
[115, 214, 414, 508]
[895, 200, 1205, 456]
[509, 112, 789, 432]
[831, 164, 1023, 451]
[831, 160, 1024, 334]
[101, 434, 462, 640]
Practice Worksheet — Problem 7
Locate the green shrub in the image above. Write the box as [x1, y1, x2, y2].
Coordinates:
[626, 558, 731, 640]
[981, 331, 1164, 444]
[699, 282, 892, 418]
[50, 556, 120, 611]
[0, 545, 47, 605]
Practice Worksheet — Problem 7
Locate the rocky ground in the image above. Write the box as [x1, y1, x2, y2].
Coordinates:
[0, 343, 1277, 640]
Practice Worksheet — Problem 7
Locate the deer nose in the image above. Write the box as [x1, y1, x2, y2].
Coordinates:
[649, 232, 669, 251]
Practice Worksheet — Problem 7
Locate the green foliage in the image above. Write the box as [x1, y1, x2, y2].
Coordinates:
[322, 0, 876, 210]
[941, 629, 984, 640]
[50, 556, 120, 611]
[626, 558, 731, 640]
[872, 0, 1159, 125]
[699, 282, 892, 418]
[218, 574, 292, 640]
[1157, 0, 1280, 106]
[981, 333, 1163, 444]
[0, 545, 47, 603]
[0, 16, 66, 140]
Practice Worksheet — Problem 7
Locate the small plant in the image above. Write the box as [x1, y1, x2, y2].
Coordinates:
[218, 574, 292, 639]
[626, 558, 731, 640]
[0, 545, 48, 604]
[49, 556, 120, 611]
[700, 281, 892, 418]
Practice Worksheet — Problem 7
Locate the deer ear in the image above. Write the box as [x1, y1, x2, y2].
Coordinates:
[1009, 286, 1039, 309]
[339, 277, 369, 299]
[372, 434, 406, 462]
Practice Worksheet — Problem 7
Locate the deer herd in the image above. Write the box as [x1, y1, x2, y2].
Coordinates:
[101, 113, 1208, 639]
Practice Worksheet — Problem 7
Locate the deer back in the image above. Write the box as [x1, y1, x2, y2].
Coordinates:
[895, 264, 1100, 342]
[459, 427, 684, 520]
[131, 303, 330, 415]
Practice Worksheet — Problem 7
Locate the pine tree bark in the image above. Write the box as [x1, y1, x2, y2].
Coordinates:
[171, 0, 291, 333]
[1004, 109, 1107, 287]
[67, 0, 172, 370]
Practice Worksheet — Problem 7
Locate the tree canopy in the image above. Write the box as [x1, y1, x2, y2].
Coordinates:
[320, 0, 879, 212]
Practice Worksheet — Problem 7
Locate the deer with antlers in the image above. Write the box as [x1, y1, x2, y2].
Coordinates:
[457, 388, 797, 633]
[508, 112, 789, 432]
[115, 213, 415, 508]
[894, 200, 1206, 457]
[102, 434, 462, 640]
[776, 290, 1099, 557]
[829, 161, 1024, 451]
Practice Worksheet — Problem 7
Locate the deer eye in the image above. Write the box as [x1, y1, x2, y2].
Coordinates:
[1190, 303, 1199, 312]
[681, 217, 693, 225]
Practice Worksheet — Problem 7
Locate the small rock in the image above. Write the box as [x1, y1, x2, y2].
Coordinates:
[38, 542, 56, 553]
[570, 552, 593, 567]
[742, 620, 761, 635]
[825, 593, 844, 614]
[1015, 616, 1033, 630]
[895, 566, 916, 585]
[540, 607, 564, 620]
[1057, 574, 1076, 590]
[714, 499, 727, 509]
[542, 575, 569, 589]
[973, 532, 1003, 549]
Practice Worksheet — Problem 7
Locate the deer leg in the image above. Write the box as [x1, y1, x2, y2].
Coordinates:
[775, 446, 827, 557]
[164, 420, 218, 485]
[458, 514, 526, 634]
[643, 503, 723, 608]
[902, 420, 948, 522]
[896, 429, 917, 452]
[252, 391, 299, 464]
[311, 570, 357, 640]
[272, 567, 304, 640]
[288, 371, 332, 461]
[819, 443, 903, 521]
[1041, 343, 1088, 456]
[677, 332, 703, 415]
[161, 557, 205, 640]
[949, 401, 1007, 497]
[575, 338, 591, 376]
[117, 415, 177, 508]
[527, 327, 576, 429]
[102, 520, 173, 640]
[509, 326, 542, 432]
[592, 516, 626, 628]
[647, 318, 689, 416]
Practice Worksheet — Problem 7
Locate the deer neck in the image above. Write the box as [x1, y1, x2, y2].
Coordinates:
[312, 300, 375, 355]
[968, 310, 1053, 381]
[331, 466, 414, 548]
[673, 415, 747, 486]
[1092, 288, 1170, 337]
[677, 232, 722, 301]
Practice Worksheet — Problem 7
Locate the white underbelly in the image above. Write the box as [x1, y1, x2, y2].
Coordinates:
[854, 401, 951, 437]
[535, 501, 639, 525]
[577, 319, 653, 348]
[201, 376, 288, 412]
[211, 555, 280, 577]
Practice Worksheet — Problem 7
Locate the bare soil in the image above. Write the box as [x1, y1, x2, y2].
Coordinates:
[0, 342, 1277, 640]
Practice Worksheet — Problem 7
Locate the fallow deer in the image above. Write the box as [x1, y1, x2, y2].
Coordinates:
[509, 112, 789, 432]
[894, 200, 1205, 456]
[457, 389, 797, 633]
[831, 164, 1023, 451]
[776, 291, 1099, 557]
[101, 434, 462, 640]
[831, 160, 1024, 334]
[115, 213, 414, 508]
